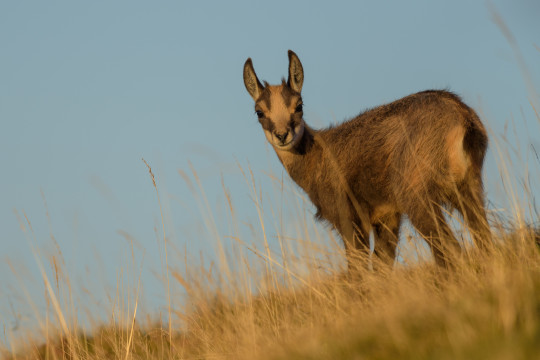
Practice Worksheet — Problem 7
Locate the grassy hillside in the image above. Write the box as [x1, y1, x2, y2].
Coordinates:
[4, 222, 539, 359]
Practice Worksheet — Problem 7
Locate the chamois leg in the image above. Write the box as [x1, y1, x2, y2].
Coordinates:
[451, 175, 492, 251]
[336, 218, 370, 274]
[332, 196, 371, 274]
[341, 225, 370, 275]
[408, 205, 461, 269]
[372, 212, 401, 271]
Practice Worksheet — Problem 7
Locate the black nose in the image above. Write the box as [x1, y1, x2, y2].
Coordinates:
[274, 131, 289, 143]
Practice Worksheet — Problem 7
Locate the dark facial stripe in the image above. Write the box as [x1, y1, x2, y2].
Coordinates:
[259, 117, 275, 132]
[256, 87, 272, 110]
[280, 79, 298, 107]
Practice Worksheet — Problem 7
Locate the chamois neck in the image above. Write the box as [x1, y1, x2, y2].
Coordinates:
[293, 125, 316, 155]
[274, 125, 319, 176]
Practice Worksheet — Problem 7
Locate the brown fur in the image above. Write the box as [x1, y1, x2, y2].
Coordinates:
[243, 51, 491, 271]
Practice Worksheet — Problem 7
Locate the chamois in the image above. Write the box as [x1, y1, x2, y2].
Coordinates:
[243, 50, 491, 271]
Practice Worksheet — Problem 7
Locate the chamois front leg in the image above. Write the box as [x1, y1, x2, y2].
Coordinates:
[333, 203, 370, 274]
[340, 225, 370, 274]
[372, 212, 402, 271]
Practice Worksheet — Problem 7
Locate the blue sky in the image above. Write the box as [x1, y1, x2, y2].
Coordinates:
[1, 0, 539, 342]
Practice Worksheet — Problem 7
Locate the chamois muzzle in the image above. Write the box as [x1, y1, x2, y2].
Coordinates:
[274, 131, 289, 144]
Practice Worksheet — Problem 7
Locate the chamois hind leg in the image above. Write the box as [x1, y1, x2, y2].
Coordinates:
[407, 204, 461, 269]
[450, 173, 492, 251]
[372, 212, 401, 271]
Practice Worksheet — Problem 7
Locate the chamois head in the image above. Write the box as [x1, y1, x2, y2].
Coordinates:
[243, 50, 305, 151]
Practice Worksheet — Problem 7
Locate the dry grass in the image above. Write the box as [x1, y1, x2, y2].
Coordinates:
[3, 163, 539, 360]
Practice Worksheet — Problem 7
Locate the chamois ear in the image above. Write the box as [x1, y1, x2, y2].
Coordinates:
[287, 50, 304, 93]
[243, 58, 264, 101]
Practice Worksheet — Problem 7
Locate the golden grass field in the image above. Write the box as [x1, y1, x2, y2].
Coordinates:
[3, 152, 539, 359]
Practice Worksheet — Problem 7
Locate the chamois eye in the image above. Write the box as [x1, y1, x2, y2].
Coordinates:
[295, 104, 303, 113]
[256, 110, 264, 119]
